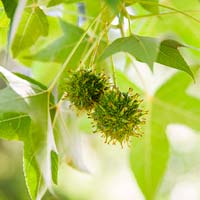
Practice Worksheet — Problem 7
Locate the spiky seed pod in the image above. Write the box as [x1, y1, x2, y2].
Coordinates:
[90, 87, 146, 145]
[64, 69, 110, 112]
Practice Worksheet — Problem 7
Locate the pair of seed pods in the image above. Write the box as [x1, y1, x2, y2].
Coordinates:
[64, 69, 146, 145]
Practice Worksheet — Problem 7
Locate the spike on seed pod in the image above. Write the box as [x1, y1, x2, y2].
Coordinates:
[64, 69, 110, 112]
[90, 87, 147, 145]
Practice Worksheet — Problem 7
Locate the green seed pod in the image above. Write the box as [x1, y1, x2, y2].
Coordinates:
[64, 69, 110, 112]
[90, 87, 146, 145]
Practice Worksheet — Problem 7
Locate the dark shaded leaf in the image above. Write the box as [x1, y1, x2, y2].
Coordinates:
[157, 40, 194, 79]
[99, 35, 159, 69]
[1, 0, 18, 19]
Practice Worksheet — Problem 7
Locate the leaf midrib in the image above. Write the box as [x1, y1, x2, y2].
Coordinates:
[0, 114, 29, 123]
[0, 90, 47, 105]
[134, 36, 155, 67]
[17, 9, 34, 51]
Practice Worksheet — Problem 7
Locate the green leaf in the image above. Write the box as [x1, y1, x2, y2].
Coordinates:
[99, 35, 159, 69]
[132, 0, 200, 62]
[0, 112, 31, 141]
[14, 73, 55, 104]
[0, 66, 57, 200]
[99, 36, 193, 77]
[171, 0, 199, 10]
[157, 40, 194, 79]
[140, 0, 159, 13]
[47, 0, 81, 7]
[84, 0, 102, 17]
[130, 70, 200, 200]
[125, 0, 159, 13]
[51, 151, 59, 184]
[115, 69, 142, 94]
[0, 88, 46, 199]
[0, 111, 44, 199]
[23, 143, 46, 200]
[14, 73, 48, 90]
[1, 0, 18, 19]
[0, 4, 9, 48]
[28, 20, 88, 66]
[0, 2, 10, 28]
[104, 0, 122, 13]
[11, 6, 49, 57]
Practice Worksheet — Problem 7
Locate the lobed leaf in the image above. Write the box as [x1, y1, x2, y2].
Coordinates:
[11, 6, 49, 57]
[99, 36, 194, 78]
[156, 40, 194, 79]
[0, 66, 58, 200]
[130, 70, 200, 199]
[99, 35, 159, 69]
[28, 20, 89, 66]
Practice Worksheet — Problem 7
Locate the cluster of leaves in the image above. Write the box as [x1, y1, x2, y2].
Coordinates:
[0, 0, 200, 200]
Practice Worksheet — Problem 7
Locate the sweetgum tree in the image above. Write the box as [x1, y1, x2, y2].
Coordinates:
[0, 0, 200, 199]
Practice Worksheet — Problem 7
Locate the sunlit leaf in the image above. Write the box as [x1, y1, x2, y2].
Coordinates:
[125, 0, 159, 13]
[130, 70, 200, 200]
[0, 112, 31, 140]
[0, 66, 57, 200]
[1, 0, 200, 199]
[11, 6, 49, 57]
[47, 0, 81, 7]
[0, 3, 10, 47]
[84, 0, 101, 17]
[28, 20, 88, 66]
[51, 150, 59, 184]
[140, 0, 159, 13]
[28, 18, 107, 77]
